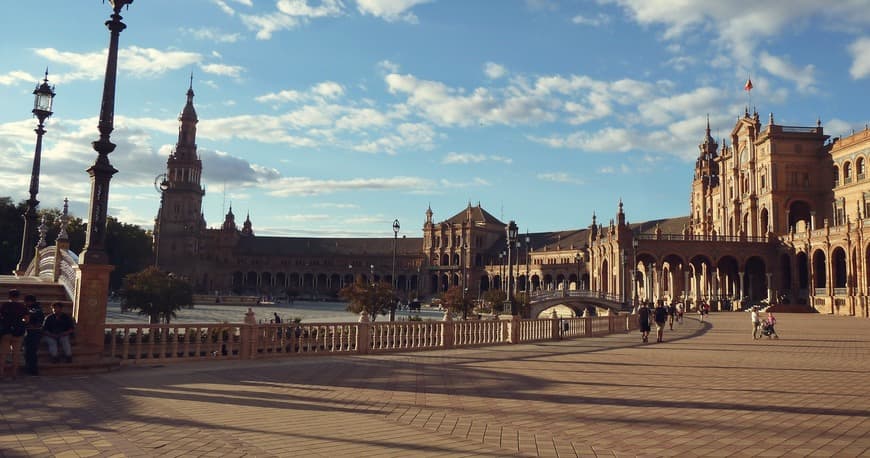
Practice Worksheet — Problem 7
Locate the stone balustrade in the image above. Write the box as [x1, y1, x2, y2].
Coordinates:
[103, 313, 640, 366]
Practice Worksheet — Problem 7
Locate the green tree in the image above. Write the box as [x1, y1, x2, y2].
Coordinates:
[439, 286, 473, 319]
[338, 280, 394, 321]
[120, 266, 193, 324]
[105, 217, 154, 291]
[0, 197, 25, 273]
[483, 289, 508, 314]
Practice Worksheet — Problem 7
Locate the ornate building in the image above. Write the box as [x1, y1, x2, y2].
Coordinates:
[154, 87, 869, 317]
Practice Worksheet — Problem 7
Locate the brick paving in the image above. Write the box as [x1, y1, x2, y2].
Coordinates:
[1, 313, 869, 457]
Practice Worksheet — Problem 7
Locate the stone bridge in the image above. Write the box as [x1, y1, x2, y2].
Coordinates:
[528, 290, 630, 318]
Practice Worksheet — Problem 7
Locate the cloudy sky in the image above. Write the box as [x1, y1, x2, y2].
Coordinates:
[2, 0, 870, 238]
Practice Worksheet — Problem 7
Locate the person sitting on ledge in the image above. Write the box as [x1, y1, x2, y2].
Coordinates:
[42, 302, 75, 363]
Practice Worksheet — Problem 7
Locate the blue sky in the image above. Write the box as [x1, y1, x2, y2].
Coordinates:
[2, 0, 870, 238]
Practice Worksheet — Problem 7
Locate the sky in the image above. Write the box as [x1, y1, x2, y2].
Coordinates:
[2, 0, 870, 239]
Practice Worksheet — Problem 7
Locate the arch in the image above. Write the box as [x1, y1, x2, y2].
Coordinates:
[531, 274, 541, 291]
[716, 256, 740, 302]
[232, 271, 244, 292]
[812, 249, 827, 289]
[452, 253, 460, 265]
[555, 274, 566, 289]
[760, 207, 769, 234]
[260, 272, 272, 291]
[744, 256, 767, 302]
[858, 157, 866, 179]
[289, 273, 301, 288]
[600, 259, 609, 294]
[245, 271, 257, 290]
[832, 247, 847, 289]
[844, 161, 852, 181]
[543, 274, 553, 291]
[796, 252, 809, 290]
[440, 254, 449, 265]
[479, 275, 490, 292]
[788, 201, 811, 231]
[329, 273, 340, 290]
[833, 165, 840, 187]
[429, 274, 439, 294]
[778, 253, 791, 295]
[275, 272, 286, 288]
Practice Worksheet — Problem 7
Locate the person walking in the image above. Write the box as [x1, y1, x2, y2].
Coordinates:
[42, 302, 75, 363]
[765, 311, 779, 339]
[637, 302, 651, 343]
[23, 295, 45, 376]
[667, 301, 676, 330]
[750, 306, 761, 340]
[0, 289, 29, 379]
[653, 301, 668, 343]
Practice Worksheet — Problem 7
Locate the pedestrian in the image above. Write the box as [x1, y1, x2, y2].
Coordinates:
[764, 310, 779, 339]
[653, 301, 668, 343]
[273, 312, 282, 324]
[0, 289, 29, 379]
[23, 294, 45, 376]
[637, 302, 651, 343]
[676, 302, 684, 323]
[750, 306, 761, 340]
[42, 302, 75, 363]
[667, 301, 676, 330]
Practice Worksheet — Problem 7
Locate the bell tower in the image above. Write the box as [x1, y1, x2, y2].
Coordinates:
[154, 76, 206, 272]
[690, 116, 719, 235]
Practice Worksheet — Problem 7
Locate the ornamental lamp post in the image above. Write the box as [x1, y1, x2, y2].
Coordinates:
[632, 238, 639, 308]
[390, 218, 399, 321]
[80, 0, 133, 265]
[506, 220, 518, 315]
[16, 71, 55, 275]
[574, 253, 583, 291]
[525, 233, 531, 293]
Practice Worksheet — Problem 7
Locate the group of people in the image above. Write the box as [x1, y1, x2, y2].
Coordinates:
[637, 301, 682, 343]
[750, 306, 779, 340]
[0, 289, 76, 379]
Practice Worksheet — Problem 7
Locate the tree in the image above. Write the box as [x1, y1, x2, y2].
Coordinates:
[338, 280, 394, 321]
[105, 216, 154, 291]
[483, 289, 507, 315]
[439, 286, 473, 319]
[119, 266, 193, 324]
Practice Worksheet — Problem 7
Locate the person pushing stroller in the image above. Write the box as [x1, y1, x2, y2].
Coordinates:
[760, 311, 779, 339]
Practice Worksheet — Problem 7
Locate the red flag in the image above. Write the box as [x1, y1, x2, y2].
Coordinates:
[744, 78, 753, 91]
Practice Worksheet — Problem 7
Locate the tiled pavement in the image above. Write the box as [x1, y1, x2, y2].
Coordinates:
[1, 313, 869, 457]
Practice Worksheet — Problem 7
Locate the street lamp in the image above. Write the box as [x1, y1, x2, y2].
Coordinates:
[506, 220, 518, 315]
[370, 264, 375, 286]
[525, 233, 531, 293]
[390, 218, 400, 321]
[574, 253, 583, 291]
[632, 238, 639, 308]
[80, 0, 134, 265]
[461, 238, 469, 319]
[16, 71, 56, 274]
[153, 173, 168, 267]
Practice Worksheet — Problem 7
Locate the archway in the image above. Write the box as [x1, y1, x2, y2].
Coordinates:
[832, 247, 847, 290]
[788, 200, 812, 231]
[745, 256, 767, 302]
[812, 249, 827, 290]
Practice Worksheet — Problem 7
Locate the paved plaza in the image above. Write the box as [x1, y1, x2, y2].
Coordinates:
[1, 312, 869, 457]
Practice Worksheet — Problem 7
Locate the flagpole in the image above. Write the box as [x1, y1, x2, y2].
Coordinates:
[744, 76, 753, 112]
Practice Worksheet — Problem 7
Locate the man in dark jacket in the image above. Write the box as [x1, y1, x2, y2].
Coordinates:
[653, 301, 669, 343]
[43, 302, 75, 363]
[0, 289, 28, 378]
[23, 295, 45, 375]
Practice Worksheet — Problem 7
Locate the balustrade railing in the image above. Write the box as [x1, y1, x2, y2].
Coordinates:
[104, 313, 636, 366]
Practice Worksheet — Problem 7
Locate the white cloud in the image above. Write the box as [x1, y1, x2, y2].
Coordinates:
[277, 0, 344, 17]
[256, 89, 303, 104]
[212, 0, 238, 16]
[758, 52, 815, 93]
[378, 60, 400, 74]
[354, 122, 436, 154]
[356, 0, 432, 23]
[312, 81, 344, 99]
[181, 27, 242, 43]
[484, 62, 507, 79]
[35, 47, 201, 82]
[848, 37, 870, 79]
[240, 12, 301, 40]
[265, 175, 435, 196]
[537, 172, 584, 184]
[200, 63, 245, 78]
[0, 70, 37, 86]
[571, 13, 610, 27]
[442, 152, 513, 165]
[528, 127, 637, 153]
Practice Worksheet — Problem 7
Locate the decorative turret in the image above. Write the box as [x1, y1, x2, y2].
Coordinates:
[221, 205, 237, 232]
[617, 198, 625, 227]
[425, 204, 433, 225]
[241, 212, 254, 237]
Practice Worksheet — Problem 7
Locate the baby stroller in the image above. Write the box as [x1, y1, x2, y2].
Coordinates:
[759, 320, 779, 339]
